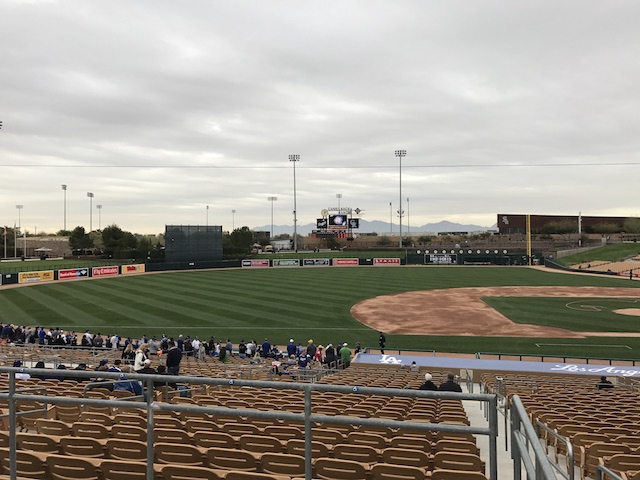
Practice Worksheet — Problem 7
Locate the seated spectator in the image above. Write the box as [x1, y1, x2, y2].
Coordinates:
[31, 361, 48, 380]
[219, 346, 228, 363]
[11, 360, 30, 380]
[439, 372, 463, 392]
[133, 344, 150, 372]
[113, 369, 142, 396]
[238, 340, 247, 359]
[596, 375, 614, 390]
[419, 373, 438, 391]
[122, 343, 135, 365]
[410, 361, 420, 372]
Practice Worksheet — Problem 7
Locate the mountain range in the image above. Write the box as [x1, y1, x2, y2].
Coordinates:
[253, 219, 496, 237]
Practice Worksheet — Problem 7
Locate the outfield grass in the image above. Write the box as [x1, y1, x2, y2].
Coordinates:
[557, 243, 640, 266]
[1, 266, 639, 359]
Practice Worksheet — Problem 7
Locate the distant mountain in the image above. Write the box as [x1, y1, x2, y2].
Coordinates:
[252, 219, 493, 236]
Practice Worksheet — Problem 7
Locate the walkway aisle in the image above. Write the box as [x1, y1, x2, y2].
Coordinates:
[462, 382, 515, 480]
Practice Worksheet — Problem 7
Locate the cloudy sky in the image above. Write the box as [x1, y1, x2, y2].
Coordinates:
[1, 1, 639, 235]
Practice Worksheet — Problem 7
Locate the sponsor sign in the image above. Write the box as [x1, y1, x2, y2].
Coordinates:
[303, 258, 330, 267]
[317, 218, 328, 229]
[121, 264, 146, 275]
[348, 218, 360, 229]
[426, 254, 457, 265]
[374, 258, 400, 266]
[242, 259, 270, 268]
[92, 266, 119, 277]
[272, 259, 300, 267]
[59, 268, 89, 280]
[18, 270, 54, 284]
[333, 258, 358, 267]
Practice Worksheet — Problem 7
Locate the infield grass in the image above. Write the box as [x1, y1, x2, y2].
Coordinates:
[1, 266, 639, 359]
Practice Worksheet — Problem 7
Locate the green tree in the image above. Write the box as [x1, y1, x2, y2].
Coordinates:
[68, 226, 93, 251]
[377, 236, 391, 246]
[102, 224, 137, 255]
[623, 217, 640, 234]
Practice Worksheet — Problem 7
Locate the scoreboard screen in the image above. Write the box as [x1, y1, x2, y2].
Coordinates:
[329, 214, 348, 228]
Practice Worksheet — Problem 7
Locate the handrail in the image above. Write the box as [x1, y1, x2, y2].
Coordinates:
[476, 351, 639, 366]
[363, 347, 436, 356]
[535, 421, 574, 480]
[1, 366, 500, 480]
[595, 465, 624, 480]
[511, 394, 557, 480]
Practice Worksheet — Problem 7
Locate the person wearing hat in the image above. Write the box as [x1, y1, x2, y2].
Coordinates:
[324, 343, 336, 367]
[419, 373, 438, 391]
[340, 342, 351, 369]
[354, 342, 362, 355]
[238, 339, 247, 359]
[314, 345, 324, 363]
[11, 360, 30, 380]
[306, 339, 316, 358]
[287, 339, 297, 358]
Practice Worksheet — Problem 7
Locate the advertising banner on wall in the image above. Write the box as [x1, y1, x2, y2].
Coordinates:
[373, 258, 401, 266]
[242, 259, 270, 268]
[121, 264, 146, 275]
[92, 266, 119, 277]
[303, 259, 330, 267]
[18, 271, 54, 284]
[272, 259, 300, 267]
[332, 258, 358, 267]
[59, 268, 89, 280]
[426, 254, 457, 265]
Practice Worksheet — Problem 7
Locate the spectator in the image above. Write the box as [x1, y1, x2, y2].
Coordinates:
[439, 373, 463, 392]
[340, 342, 351, 369]
[192, 336, 201, 359]
[177, 335, 184, 351]
[238, 340, 247, 359]
[226, 338, 233, 357]
[287, 339, 297, 358]
[419, 373, 438, 391]
[379, 331, 386, 354]
[219, 346, 228, 363]
[596, 376, 614, 390]
[148, 336, 160, 356]
[110, 333, 119, 350]
[314, 345, 324, 363]
[354, 342, 362, 355]
[306, 339, 317, 358]
[325, 344, 336, 367]
[261, 338, 271, 358]
[166, 339, 182, 376]
[410, 361, 419, 372]
[122, 343, 135, 365]
[134, 344, 150, 372]
[298, 351, 311, 369]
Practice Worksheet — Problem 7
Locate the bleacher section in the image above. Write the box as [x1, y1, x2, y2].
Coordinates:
[0, 360, 491, 480]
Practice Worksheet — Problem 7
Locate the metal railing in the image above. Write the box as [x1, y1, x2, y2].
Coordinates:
[363, 347, 436, 356]
[1, 366, 500, 480]
[535, 421, 574, 480]
[511, 394, 557, 480]
[596, 465, 624, 480]
[476, 351, 640, 366]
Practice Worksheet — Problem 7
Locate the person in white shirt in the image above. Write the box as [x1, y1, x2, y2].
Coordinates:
[110, 334, 119, 350]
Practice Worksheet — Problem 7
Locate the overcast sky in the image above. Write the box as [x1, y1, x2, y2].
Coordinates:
[1, 1, 639, 235]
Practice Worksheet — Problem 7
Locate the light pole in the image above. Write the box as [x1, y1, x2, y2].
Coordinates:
[96, 205, 102, 230]
[267, 197, 277, 240]
[407, 197, 410, 236]
[289, 154, 300, 252]
[232, 210, 236, 231]
[61, 185, 67, 231]
[395, 149, 406, 248]
[16, 205, 23, 258]
[87, 192, 94, 231]
[389, 202, 392, 235]
[336, 194, 342, 214]
[206, 205, 209, 227]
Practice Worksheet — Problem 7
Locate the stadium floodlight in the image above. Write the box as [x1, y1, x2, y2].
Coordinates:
[407, 197, 410, 235]
[267, 197, 277, 239]
[206, 205, 209, 227]
[395, 149, 406, 248]
[16, 205, 23, 258]
[232, 209, 236, 231]
[87, 192, 94, 231]
[96, 205, 102, 230]
[61, 185, 67, 231]
[289, 154, 300, 252]
[389, 202, 392, 234]
[336, 193, 342, 214]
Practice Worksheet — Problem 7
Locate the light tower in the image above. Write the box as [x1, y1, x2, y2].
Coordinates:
[61, 185, 67, 231]
[267, 196, 277, 239]
[96, 205, 102, 230]
[87, 192, 94, 231]
[289, 154, 300, 252]
[395, 149, 406, 248]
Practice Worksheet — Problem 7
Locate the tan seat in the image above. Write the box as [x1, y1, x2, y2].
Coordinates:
[370, 463, 426, 480]
[155, 442, 205, 466]
[78, 411, 114, 427]
[56, 404, 83, 424]
[161, 464, 224, 480]
[432, 452, 485, 474]
[72, 421, 111, 439]
[583, 442, 632, 480]
[16, 432, 61, 453]
[314, 457, 369, 480]
[286, 439, 331, 458]
[193, 431, 236, 449]
[100, 459, 154, 480]
[111, 424, 147, 442]
[260, 452, 305, 476]
[46, 454, 102, 480]
[185, 419, 217, 434]
[36, 418, 72, 436]
[0, 447, 49, 479]
[114, 414, 147, 428]
[154, 428, 191, 443]
[238, 435, 284, 454]
[205, 447, 260, 472]
[430, 469, 488, 480]
[333, 444, 380, 464]
[154, 416, 183, 429]
[263, 425, 303, 441]
[224, 472, 291, 480]
[60, 436, 107, 458]
[347, 432, 388, 449]
[105, 438, 148, 461]
[382, 447, 430, 469]
[389, 436, 431, 453]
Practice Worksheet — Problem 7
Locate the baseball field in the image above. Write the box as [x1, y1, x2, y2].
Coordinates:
[1, 265, 639, 360]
